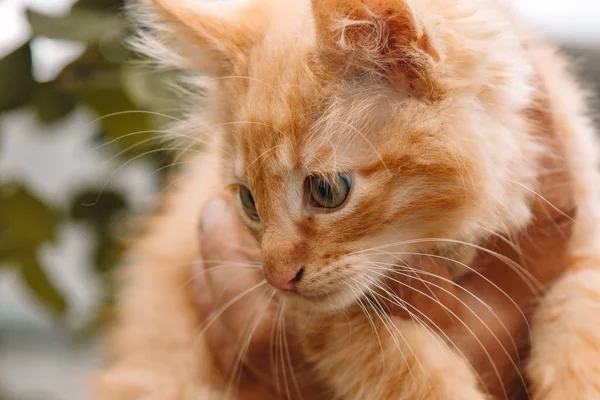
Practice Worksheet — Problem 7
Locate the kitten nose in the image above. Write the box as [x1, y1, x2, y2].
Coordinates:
[266, 267, 304, 292]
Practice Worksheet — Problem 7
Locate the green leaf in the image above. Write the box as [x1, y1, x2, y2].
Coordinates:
[32, 83, 77, 124]
[79, 86, 155, 156]
[121, 66, 187, 113]
[0, 185, 66, 317]
[0, 42, 34, 112]
[73, 0, 125, 12]
[0, 184, 61, 258]
[15, 254, 67, 315]
[93, 236, 124, 274]
[27, 9, 126, 43]
[54, 46, 118, 90]
[69, 189, 127, 226]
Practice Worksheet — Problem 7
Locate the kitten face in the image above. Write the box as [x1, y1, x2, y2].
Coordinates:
[140, 0, 539, 311]
[220, 68, 474, 311]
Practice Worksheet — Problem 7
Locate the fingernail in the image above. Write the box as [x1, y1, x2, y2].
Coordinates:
[201, 198, 227, 234]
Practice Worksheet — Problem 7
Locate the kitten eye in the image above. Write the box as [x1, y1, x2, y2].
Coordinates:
[308, 174, 351, 209]
[239, 185, 259, 221]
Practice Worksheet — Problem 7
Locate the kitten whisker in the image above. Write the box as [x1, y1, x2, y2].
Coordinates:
[201, 260, 262, 266]
[336, 120, 391, 175]
[151, 153, 228, 200]
[278, 303, 292, 400]
[477, 225, 525, 256]
[94, 129, 209, 152]
[148, 159, 193, 176]
[365, 275, 446, 345]
[245, 144, 284, 174]
[401, 258, 446, 314]
[92, 147, 204, 205]
[344, 282, 386, 367]
[98, 136, 192, 169]
[364, 275, 455, 352]
[506, 177, 574, 222]
[182, 262, 262, 291]
[371, 260, 524, 360]
[362, 275, 491, 396]
[198, 280, 267, 337]
[369, 260, 491, 310]
[352, 278, 420, 381]
[88, 110, 187, 126]
[281, 302, 303, 400]
[270, 302, 283, 397]
[354, 239, 542, 292]
[361, 267, 513, 400]
[369, 250, 533, 336]
[226, 291, 275, 399]
[351, 237, 541, 293]
[370, 262, 526, 374]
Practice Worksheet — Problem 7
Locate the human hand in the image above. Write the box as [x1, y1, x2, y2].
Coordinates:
[194, 197, 329, 400]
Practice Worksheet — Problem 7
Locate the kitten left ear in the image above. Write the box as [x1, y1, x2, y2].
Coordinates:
[311, 0, 442, 99]
[133, 0, 270, 75]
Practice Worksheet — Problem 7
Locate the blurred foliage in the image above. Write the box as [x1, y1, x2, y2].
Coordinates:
[0, 184, 66, 315]
[0, 0, 180, 333]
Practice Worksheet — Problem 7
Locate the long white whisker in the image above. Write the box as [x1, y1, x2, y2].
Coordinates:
[281, 302, 303, 400]
[92, 147, 203, 205]
[350, 237, 542, 293]
[362, 275, 491, 395]
[360, 269, 510, 400]
[226, 291, 275, 399]
[87, 110, 187, 126]
[344, 282, 386, 367]
[93, 129, 208, 151]
[270, 302, 283, 397]
[369, 263, 526, 388]
[507, 177, 574, 222]
[336, 120, 391, 175]
[371, 260, 492, 310]
[278, 303, 292, 400]
[198, 281, 267, 337]
[352, 278, 421, 380]
[182, 263, 262, 291]
[370, 251, 533, 336]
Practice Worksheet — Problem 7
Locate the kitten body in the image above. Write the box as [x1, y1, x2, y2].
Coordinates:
[94, 0, 600, 399]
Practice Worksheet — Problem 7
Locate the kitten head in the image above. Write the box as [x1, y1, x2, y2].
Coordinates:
[135, 0, 540, 311]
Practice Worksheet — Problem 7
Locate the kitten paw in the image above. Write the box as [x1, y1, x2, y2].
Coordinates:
[528, 269, 600, 400]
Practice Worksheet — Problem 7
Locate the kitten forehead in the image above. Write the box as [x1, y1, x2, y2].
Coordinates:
[276, 141, 294, 168]
[235, 78, 409, 177]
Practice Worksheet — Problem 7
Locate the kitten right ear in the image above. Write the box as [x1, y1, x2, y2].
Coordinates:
[131, 0, 270, 75]
[311, 0, 443, 100]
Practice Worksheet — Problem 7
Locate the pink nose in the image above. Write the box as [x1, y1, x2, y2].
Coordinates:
[266, 268, 304, 292]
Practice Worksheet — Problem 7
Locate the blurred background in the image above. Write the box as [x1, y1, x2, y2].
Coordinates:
[0, 0, 598, 399]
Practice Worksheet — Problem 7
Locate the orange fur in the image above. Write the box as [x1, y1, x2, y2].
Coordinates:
[95, 0, 600, 399]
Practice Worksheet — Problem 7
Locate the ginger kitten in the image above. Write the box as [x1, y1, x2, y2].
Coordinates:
[94, 0, 600, 399]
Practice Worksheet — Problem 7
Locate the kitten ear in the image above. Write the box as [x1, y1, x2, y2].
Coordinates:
[311, 0, 442, 99]
[132, 0, 269, 75]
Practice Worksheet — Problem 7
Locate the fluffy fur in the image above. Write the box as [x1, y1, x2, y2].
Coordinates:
[94, 0, 600, 399]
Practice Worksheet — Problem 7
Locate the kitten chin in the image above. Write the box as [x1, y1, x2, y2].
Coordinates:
[278, 282, 366, 315]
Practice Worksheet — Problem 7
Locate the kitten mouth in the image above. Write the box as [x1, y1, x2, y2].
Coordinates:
[295, 286, 352, 306]
[301, 288, 343, 300]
